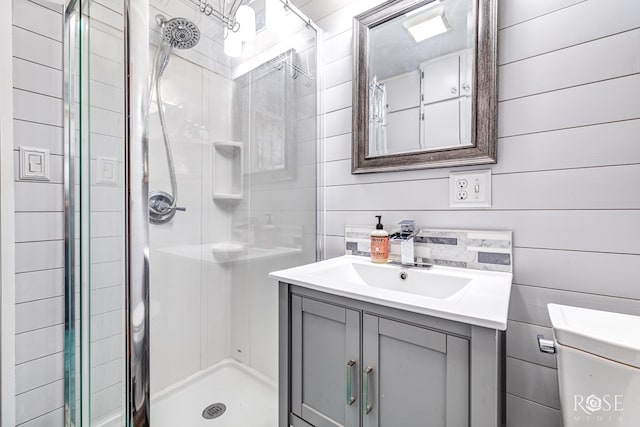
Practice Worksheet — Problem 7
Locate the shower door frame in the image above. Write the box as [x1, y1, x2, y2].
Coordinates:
[123, 0, 151, 425]
[63, 2, 78, 426]
[63, 0, 151, 424]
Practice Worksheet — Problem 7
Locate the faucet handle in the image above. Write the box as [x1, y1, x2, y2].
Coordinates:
[398, 220, 416, 233]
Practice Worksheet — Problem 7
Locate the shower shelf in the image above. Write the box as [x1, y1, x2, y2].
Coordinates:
[212, 141, 243, 200]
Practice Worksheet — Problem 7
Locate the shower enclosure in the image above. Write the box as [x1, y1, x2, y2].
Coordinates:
[63, 0, 319, 425]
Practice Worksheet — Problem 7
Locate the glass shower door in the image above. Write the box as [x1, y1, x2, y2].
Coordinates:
[145, 1, 318, 426]
[65, 0, 127, 425]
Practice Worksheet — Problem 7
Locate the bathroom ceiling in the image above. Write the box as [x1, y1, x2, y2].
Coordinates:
[289, 0, 353, 22]
[369, 0, 473, 81]
[290, 0, 313, 8]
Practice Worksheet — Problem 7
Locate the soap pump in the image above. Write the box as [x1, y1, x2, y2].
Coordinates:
[370, 215, 389, 263]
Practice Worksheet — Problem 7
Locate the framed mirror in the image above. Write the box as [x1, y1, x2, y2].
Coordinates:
[352, 0, 497, 173]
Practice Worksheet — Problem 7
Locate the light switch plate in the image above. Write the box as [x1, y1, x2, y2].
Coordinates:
[19, 146, 50, 181]
[96, 156, 118, 185]
[449, 169, 491, 208]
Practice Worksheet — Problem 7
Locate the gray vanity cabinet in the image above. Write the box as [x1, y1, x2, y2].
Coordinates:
[290, 295, 361, 427]
[287, 293, 470, 427]
[362, 314, 469, 427]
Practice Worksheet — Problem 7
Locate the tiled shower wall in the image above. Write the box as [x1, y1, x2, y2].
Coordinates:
[296, 0, 640, 425]
[12, 1, 66, 425]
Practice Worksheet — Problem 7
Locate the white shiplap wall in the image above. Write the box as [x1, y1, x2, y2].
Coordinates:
[12, 1, 65, 426]
[295, 0, 640, 424]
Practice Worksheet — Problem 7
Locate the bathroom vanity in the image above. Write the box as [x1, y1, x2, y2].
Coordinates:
[271, 255, 512, 427]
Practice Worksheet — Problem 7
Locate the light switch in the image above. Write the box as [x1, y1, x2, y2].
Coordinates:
[96, 156, 118, 185]
[19, 147, 50, 181]
[29, 154, 43, 173]
[449, 169, 491, 208]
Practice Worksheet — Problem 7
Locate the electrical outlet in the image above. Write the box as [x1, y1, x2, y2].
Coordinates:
[449, 170, 491, 208]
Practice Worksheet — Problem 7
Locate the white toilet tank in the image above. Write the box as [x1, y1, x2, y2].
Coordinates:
[548, 304, 640, 427]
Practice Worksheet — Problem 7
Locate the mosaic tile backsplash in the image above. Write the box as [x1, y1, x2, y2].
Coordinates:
[344, 225, 513, 273]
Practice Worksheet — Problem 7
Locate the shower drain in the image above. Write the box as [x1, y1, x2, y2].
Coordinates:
[202, 403, 227, 420]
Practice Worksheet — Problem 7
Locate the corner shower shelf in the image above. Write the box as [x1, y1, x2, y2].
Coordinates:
[212, 141, 243, 201]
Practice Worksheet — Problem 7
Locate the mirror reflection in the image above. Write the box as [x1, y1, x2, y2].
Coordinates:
[367, 0, 475, 157]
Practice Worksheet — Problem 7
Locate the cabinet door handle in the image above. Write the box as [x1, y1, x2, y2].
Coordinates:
[346, 360, 356, 406]
[363, 366, 373, 414]
[450, 87, 457, 94]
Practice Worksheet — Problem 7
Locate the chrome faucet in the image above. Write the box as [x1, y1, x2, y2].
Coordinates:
[391, 220, 418, 266]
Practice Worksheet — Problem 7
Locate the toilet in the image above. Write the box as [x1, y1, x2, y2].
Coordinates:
[548, 304, 640, 426]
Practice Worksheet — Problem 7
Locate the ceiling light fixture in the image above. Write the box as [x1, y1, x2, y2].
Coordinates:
[266, 0, 287, 33]
[236, 5, 256, 42]
[402, 5, 451, 43]
[224, 28, 243, 58]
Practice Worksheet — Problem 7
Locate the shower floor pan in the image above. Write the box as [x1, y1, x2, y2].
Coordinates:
[151, 358, 277, 426]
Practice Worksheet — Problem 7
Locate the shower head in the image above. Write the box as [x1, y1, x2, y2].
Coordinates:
[161, 17, 200, 49]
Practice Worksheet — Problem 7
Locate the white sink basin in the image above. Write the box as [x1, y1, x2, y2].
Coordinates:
[312, 261, 471, 300]
[270, 255, 512, 330]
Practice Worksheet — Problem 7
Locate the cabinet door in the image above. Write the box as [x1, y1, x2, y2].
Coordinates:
[384, 71, 421, 112]
[422, 98, 461, 149]
[387, 108, 421, 153]
[291, 296, 360, 427]
[362, 315, 469, 427]
[421, 54, 460, 104]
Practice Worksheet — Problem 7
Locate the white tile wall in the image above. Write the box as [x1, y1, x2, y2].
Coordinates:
[295, 0, 640, 424]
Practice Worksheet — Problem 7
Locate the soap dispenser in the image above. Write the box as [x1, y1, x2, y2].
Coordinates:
[371, 215, 389, 263]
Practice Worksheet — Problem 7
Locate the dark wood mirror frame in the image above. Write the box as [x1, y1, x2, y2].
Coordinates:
[351, 0, 498, 174]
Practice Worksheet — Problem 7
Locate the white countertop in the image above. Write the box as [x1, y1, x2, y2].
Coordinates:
[270, 255, 513, 330]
